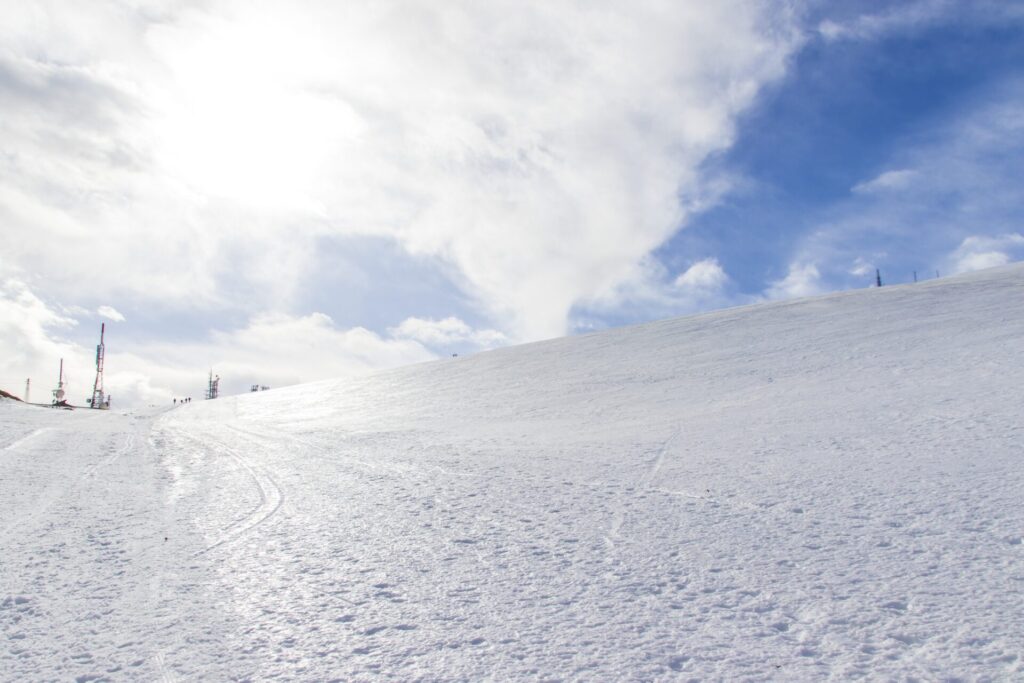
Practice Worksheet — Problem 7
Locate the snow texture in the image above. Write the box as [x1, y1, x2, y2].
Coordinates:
[1, 263, 1023, 680]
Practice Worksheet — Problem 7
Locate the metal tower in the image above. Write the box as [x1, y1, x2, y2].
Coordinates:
[205, 370, 220, 400]
[52, 359, 66, 405]
[90, 323, 109, 409]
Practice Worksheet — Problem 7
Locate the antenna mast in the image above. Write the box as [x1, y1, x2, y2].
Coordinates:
[205, 369, 220, 400]
[90, 323, 109, 409]
[52, 359, 66, 406]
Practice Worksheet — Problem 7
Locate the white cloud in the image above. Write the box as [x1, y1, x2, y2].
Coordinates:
[0, 0, 802, 342]
[954, 251, 1010, 273]
[817, 1, 954, 42]
[949, 234, 1024, 274]
[192, 312, 437, 393]
[390, 317, 507, 349]
[765, 263, 824, 300]
[852, 169, 918, 194]
[60, 304, 91, 317]
[815, 1, 1024, 43]
[849, 257, 874, 277]
[0, 280, 437, 407]
[570, 255, 740, 330]
[97, 305, 125, 322]
[673, 258, 728, 290]
[0, 279, 87, 402]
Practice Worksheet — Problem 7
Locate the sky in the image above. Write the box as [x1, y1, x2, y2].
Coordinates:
[2, 0, 1023, 406]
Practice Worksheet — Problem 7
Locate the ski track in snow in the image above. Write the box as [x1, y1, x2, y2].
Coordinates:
[186, 425, 285, 555]
[2, 263, 1024, 680]
[606, 426, 683, 549]
[0, 405, 227, 682]
[82, 432, 134, 478]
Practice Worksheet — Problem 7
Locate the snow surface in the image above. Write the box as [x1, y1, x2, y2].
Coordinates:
[2, 264, 1023, 680]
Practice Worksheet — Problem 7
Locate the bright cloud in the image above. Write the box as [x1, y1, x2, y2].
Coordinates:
[765, 263, 823, 300]
[815, 1, 1024, 43]
[0, 0, 801, 345]
[849, 257, 875, 277]
[97, 305, 125, 322]
[851, 169, 918, 194]
[104, 312, 439, 405]
[390, 317, 507, 349]
[569, 255, 740, 331]
[817, 1, 953, 42]
[949, 234, 1024, 274]
[0, 279, 86, 401]
[954, 251, 1010, 273]
[674, 258, 728, 291]
[195, 312, 437, 392]
[0, 280, 437, 406]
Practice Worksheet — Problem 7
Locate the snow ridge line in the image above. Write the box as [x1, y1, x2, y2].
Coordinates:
[2, 427, 52, 452]
[187, 427, 284, 556]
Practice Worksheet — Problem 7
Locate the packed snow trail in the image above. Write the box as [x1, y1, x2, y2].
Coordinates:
[0, 405, 234, 681]
[2, 263, 1024, 679]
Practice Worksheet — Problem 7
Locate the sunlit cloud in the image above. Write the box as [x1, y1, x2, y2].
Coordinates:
[0, 0, 802, 343]
[390, 317, 507, 350]
[765, 263, 823, 300]
[0, 279, 440, 405]
[97, 305, 126, 322]
[817, 0, 954, 42]
[674, 258, 728, 291]
[851, 169, 918, 194]
[0, 279, 84, 401]
[816, 0, 1024, 43]
[569, 255, 743, 332]
[949, 234, 1024, 274]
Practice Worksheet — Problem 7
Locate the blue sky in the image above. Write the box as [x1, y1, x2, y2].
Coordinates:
[695, 2, 1024, 288]
[2, 0, 1023, 404]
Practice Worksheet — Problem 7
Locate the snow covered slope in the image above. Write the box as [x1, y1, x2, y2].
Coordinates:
[2, 264, 1023, 680]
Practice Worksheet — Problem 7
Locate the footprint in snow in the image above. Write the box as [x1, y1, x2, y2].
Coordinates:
[668, 655, 690, 671]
